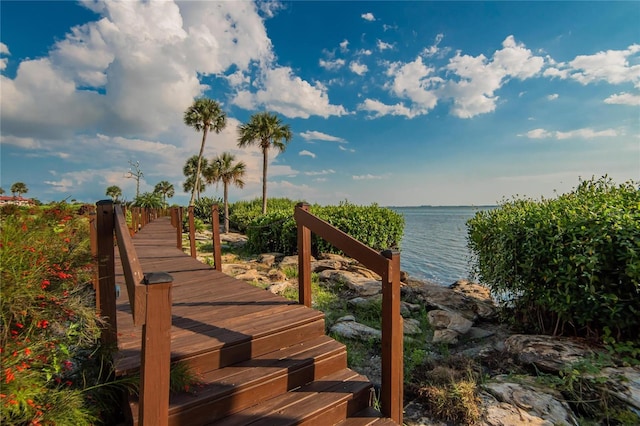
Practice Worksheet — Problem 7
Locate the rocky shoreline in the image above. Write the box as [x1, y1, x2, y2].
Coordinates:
[192, 231, 640, 425]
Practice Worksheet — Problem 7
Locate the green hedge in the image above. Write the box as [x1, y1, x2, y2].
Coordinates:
[245, 201, 405, 256]
[467, 177, 640, 341]
[228, 198, 300, 232]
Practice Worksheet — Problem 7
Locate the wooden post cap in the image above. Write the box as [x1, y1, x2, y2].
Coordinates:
[143, 272, 174, 285]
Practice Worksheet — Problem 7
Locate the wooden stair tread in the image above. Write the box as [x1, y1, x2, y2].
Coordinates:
[335, 407, 398, 425]
[129, 336, 348, 425]
[209, 368, 373, 426]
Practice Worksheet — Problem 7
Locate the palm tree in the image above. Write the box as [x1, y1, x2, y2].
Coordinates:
[133, 192, 164, 209]
[153, 181, 175, 207]
[0, 188, 5, 195]
[183, 155, 208, 201]
[184, 98, 227, 206]
[105, 185, 123, 202]
[237, 112, 292, 214]
[10, 182, 28, 197]
[205, 152, 246, 233]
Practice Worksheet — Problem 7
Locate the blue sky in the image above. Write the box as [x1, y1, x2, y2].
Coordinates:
[1, 1, 638, 206]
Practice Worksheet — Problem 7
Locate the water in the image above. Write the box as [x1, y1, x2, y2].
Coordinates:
[391, 206, 492, 286]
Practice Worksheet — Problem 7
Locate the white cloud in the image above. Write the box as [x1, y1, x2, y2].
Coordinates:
[258, 0, 286, 18]
[319, 58, 345, 71]
[0, 42, 9, 71]
[547, 93, 559, 100]
[338, 145, 355, 153]
[340, 39, 349, 52]
[522, 127, 620, 139]
[443, 35, 544, 118]
[304, 169, 335, 176]
[353, 174, 385, 180]
[299, 150, 316, 158]
[231, 65, 348, 118]
[361, 12, 375, 21]
[604, 92, 640, 106]
[356, 49, 372, 56]
[569, 44, 640, 87]
[299, 131, 346, 143]
[385, 56, 441, 115]
[377, 40, 394, 51]
[358, 98, 420, 118]
[422, 33, 444, 57]
[349, 61, 368, 76]
[383, 24, 397, 32]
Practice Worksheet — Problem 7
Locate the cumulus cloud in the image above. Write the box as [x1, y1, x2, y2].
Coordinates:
[547, 93, 559, 100]
[522, 127, 620, 139]
[0, 42, 10, 71]
[604, 92, 640, 106]
[300, 131, 346, 143]
[349, 61, 368, 76]
[385, 56, 441, 115]
[319, 58, 345, 71]
[361, 12, 375, 21]
[338, 145, 355, 153]
[358, 99, 420, 118]
[340, 39, 349, 52]
[543, 44, 640, 89]
[299, 150, 316, 158]
[422, 33, 445, 57]
[356, 49, 372, 56]
[443, 35, 544, 118]
[231, 65, 348, 118]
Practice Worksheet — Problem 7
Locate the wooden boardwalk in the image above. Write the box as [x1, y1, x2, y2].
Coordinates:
[112, 216, 396, 425]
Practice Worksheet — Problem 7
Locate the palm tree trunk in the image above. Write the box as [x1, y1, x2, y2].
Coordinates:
[190, 127, 209, 206]
[223, 182, 229, 234]
[262, 146, 268, 215]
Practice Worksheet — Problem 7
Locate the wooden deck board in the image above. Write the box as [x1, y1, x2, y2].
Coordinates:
[113, 217, 324, 375]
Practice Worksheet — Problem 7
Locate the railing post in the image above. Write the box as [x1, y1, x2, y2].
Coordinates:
[188, 205, 197, 259]
[380, 249, 403, 424]
[139, 272, 173, 426]
[176, 207, 183, 250]
[211, 204, 222, 271]
[96, 200, 117, 346]
[296, 203, 312, 307]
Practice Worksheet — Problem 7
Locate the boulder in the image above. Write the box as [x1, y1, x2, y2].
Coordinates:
[594, 366, 640, 414]
[427, 309, 473, 334]
[222, 263, 250, 276]
[505, 335, 596, 373]
[450, 279, 492, 302]
[320, 270, 381, 296]
[268, 281, 293, 295]
[258, 253, 284, 267]
[467, 327, 495, 341]
[330, 318, 381, 340]
[311, 259, 343, 272]
[235, 269, 265, 283]
[404, 318, 422, 335]
[348, 296, 381, 308]
[480, 391, 552, 426]
[278, 255, 300, 268]
[347, 264, 382, 280]
[220, 232, 248, 247]
[318, 253, 354, 264]
[483, 376, 578, 426]
[409, 282, 495, 321]
[432, 329, 461, 345]
[267, 269, 287, 282]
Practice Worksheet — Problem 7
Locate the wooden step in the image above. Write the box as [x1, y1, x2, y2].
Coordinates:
[128, 335, 347, 426]
[208, 368, 374, 426]
[335, 407, 397, 425]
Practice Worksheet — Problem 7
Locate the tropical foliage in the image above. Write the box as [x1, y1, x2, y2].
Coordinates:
[184, 98, 226, 206]
[10, 182, 28, 197]
[205, 152, 246, 233]
[132, 192, 164, 209]
[237, 112, 292, 214]
[105, 185, 122, 202]
[183, 155, 208, 201]
[228, 198, 302, 233]
[153, 181, 175, 207]
[467, 176, 640, 342]
[0, 204, 109, 424]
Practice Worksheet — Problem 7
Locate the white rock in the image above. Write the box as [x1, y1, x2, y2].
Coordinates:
[427, 309, 473, 334]
[330, 320, 381, 340]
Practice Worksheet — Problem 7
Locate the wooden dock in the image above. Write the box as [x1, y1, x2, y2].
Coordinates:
[111, 216, 397, 425]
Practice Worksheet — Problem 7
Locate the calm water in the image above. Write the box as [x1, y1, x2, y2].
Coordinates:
[391, 206, 492, 286]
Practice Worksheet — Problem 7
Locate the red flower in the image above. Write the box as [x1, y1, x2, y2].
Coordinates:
[15, 323, 24, 329]
[4, 368, 15, 384]
[36, 320, 49, 329]
[24, 348, 31, 356]
[41, 280, 50, 290]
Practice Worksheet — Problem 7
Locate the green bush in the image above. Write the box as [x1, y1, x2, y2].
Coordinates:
[246, 201, 404, 256]
[193, 196, 223, 224]
[229, 198, 299, 232]
[467, 177, 640, 341]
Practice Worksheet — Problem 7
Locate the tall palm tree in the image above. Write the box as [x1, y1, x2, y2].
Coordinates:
[183, 155, 208, 201]
[237, 112, 292, 214]
[184, 98, 227, 206]
[153, 181, 175, 207]
[205, 152, 246, 233]
[105, 185, 122, 202]
[10, 182, 28, 197]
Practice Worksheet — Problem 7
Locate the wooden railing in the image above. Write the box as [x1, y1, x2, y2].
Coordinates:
[95, 200, 174, 426]
[185, 204, 222, 271]
[294, 203, 404, 424]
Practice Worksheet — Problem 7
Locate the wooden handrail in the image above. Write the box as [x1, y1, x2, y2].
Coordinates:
[294, 202, 403, 424]
[211, 204, 222, 271]
[114, 205, 147, 326]
[95, 200, 174, 425]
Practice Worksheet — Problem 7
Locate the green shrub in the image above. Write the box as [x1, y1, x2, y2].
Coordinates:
[193, 196, 223, 224]
[245, 201, 404, 256]
[467, 177, 640, 342]
[229, 198, 300, 232]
